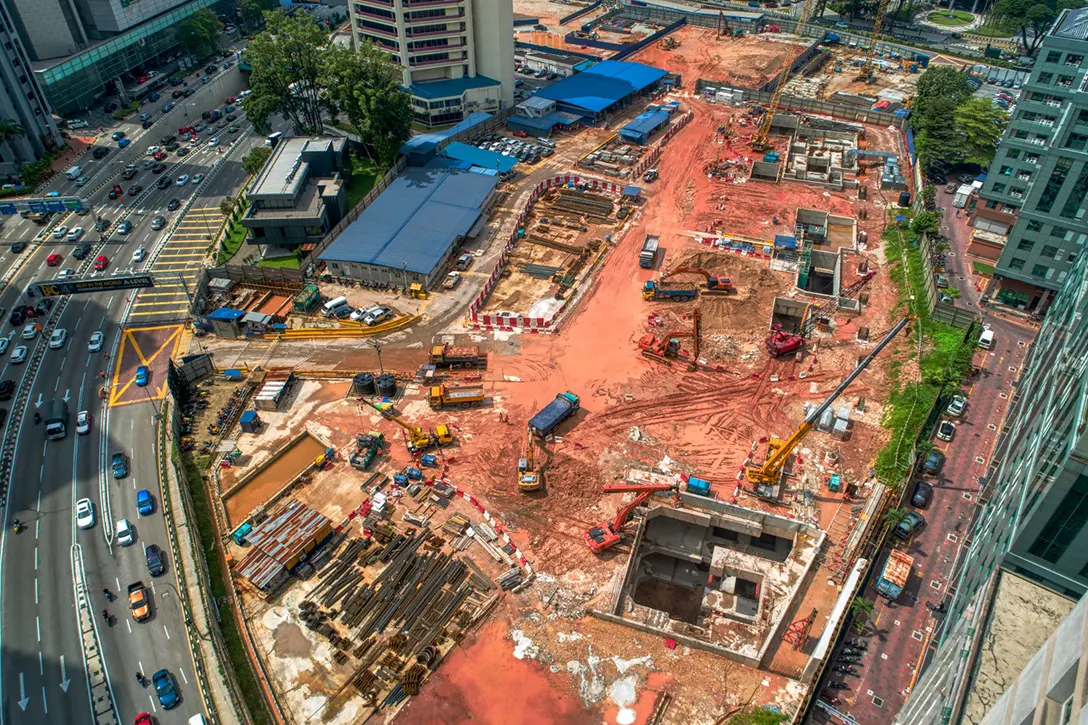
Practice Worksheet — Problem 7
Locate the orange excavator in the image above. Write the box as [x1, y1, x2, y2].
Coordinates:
[638, 308, 701, 369]
[660, 266, 735, 295]
[585, 481, 679, 554]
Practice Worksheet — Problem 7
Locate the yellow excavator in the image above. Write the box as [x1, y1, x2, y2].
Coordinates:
[368, 402, 453, 453]
[518, 426, 542, 492]
[746, 317, 910, 493]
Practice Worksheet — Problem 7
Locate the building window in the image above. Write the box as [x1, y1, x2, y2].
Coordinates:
[1045, 51, 1062, 63]
[1060, 164, 1088, 219]
[1058, 75, 1075, 88]
[985, 199, 998, 209]
[1008, 258, 1025, 270]
[1017, 239, 1034, 251]
[1042, 245, 1058, 258]
[1025, 153, 1040, 164]
[1029, 474, 1088, 563]
[1065, 54, 1084, 66]
[1066, 132, 1088, 152]
[1006, 149, 1020, 159]
[1039, 72, 1053, 84]
[1014, 130, 1029, 140]
[1050, 226, 1070, 239]
[1036, 157, 1072, 214]
[1000, 165, 1012, 176]
[993, 183, 1006, 193]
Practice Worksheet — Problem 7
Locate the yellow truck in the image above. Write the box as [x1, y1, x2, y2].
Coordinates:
[430, 344, 486, 369]
[428, 384, 485, 409]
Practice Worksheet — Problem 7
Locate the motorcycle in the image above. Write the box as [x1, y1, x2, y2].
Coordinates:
[847, 639, 868, 649]
[834, 666, 858, 675]
[12, 520, 24, 534]
[839, 656, 861, 664]
[827, 681, 849, 690]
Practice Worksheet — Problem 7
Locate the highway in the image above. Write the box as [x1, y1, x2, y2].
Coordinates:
[0, 72, 269, 724]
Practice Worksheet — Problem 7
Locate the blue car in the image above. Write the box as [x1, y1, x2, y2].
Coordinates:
[111, 451, 128, 479]
[118, 138, 130, 148]
[152, 669, 179, 709]
[135, 365, 149, 387]
[136, 489, 154, 516]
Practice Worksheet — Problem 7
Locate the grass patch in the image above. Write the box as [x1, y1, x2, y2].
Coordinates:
[876, 221, 976, 488]
[977, 16, 1018, 38]
[927, 9, 974, 25]
[257, 251, 302, 269]
[173, 448, 273, 725]
[972, 261, 995, 277]
[345, 154, 381, 209]
[216, 199, 250, 265]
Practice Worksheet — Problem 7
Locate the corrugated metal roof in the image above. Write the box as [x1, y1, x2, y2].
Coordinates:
[441, 142, 518, 173]
[508, 114, 560, 131]
[400, 112, 493, 155]
[409, 75, 500, 100]
[518, 96, 555, 112]
[319, 168, 498, 275]
[534, 61, 668, 114]
[236, 548, 285, 591]
[244, 499, 331, 569]
[424, 157, 474, 170]
[1055, 7, 1088, 39]
[618, 110, 670, 139]
[207, 307, 246, 321]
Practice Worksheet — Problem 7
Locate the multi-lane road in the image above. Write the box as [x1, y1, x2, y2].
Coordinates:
[0, 76, 270, 724]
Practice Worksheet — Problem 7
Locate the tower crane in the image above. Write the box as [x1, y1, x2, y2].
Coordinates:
[585, 481, 679, 554]
[747, 317, 909, 492]
[750, 0, 819, 152]
[764, 270, 876, 357]
[518, 426, 542, 492]
[857, 0, 894, 83]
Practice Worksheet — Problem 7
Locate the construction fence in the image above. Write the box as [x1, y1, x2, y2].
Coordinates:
[560, 0, 603, 26]
[695, 80, 909, 130]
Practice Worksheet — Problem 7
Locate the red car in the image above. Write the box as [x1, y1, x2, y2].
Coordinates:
[177, 125, 193, 135]
[153, 151, 167, 161]
[134, 712, 153, 725]
[226, 96, 236, 104]
[46, 253, 62, 266]
[93, 255, 109, 271]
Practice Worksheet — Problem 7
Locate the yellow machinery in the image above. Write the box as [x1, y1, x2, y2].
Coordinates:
[409, 283, 428, 299]
[745, 317, 909, 490]
[857, 0, 893, 83]
[517, 426, 542, 492]
[368, 402, 451, 452]
[750, 0, 818, 152]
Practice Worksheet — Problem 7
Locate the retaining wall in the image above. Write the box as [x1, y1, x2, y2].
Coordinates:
[560, 0, 602, 25]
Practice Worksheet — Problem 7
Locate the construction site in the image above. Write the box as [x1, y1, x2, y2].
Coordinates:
[174, 1, 929, 721]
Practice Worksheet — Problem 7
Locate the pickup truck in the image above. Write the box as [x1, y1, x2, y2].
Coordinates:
[128, 582, 151, 621]
[529, 392, 580, 437]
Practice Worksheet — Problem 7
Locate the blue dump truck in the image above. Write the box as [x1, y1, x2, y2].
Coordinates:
[529, 392, 580, 437]
[643, 280, 698, 301]
[875, 550, 913, 601]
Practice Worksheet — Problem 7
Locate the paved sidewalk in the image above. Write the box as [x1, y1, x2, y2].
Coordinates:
[163, 452, 243, 724]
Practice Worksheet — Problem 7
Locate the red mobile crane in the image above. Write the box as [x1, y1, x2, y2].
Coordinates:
[585, 481, 679, 554]
[660, 266, 735, 294]
[764, 270, 876, 357]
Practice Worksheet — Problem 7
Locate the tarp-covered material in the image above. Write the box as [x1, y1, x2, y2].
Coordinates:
[207, 307, 246, 321]
[319, 167, 497, 276]
[774, 235, 797, 249]
[441, 141, 518, 173]
[622, 185, 641, 197]
[533, 60, 667, 114]
[617, 109, 669, 141]
[401, 111, 493, 156]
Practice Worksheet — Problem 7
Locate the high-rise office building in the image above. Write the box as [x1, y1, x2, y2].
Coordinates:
[896, 248, 1088, 724]
[0, 0, 62, 174]
[973, 7, 1088, 312]
[349, 0, 514, 127]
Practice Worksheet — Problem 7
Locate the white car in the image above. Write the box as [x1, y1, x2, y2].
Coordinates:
[191, 173, 204, 185]
[0, 339, 8, 356]
[56, 268, 75, 279]
[10, 346, 27, 364]
[20, 323, 36, 339]
[363, 307, 392, 326]
[176, 175, 190, 186]
[116, 518, 135, 546]
[76, 410, 91, 435]
[208, 137, 219, 147]
[75, 498, 95, 529]
[132, 247, 146, 263]
[75, 176, 88, 187]
[49, 328, 67, 349]
[349, 306, 374, 322]
[88, 331, 104, 352]
[52, 226, 68, 239]
[146, 145, 161, 156]
[946, 395, 967, 418]
[66, 227, 84, 241]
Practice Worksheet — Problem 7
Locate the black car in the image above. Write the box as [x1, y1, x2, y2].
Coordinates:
[160, 134, 175, 145]
[7, 309, 23, 326]
[165, 141, 179, 151]
[205, 64, 218, 74]
[225, 114, 236, 122]
[172, 90, 183, 99]
[149, 92, 160, 102]
[127, 183, 143, 195]
[176, 147, 189, 156]
[10, 241, 26, 253]
[911, 481, 933, 509]
[146, 544, 166, 576]
[0, 408, 8, 428]
[94, 218, 110, 232]
[104, 102, 119, 113]
[72, 243, 92, 259]
[108, 189, 119, 200]
[152, 162, 166, 174]
[167, 198, 180, 211]
[142, 120, 153, 129]
[182, 89, 194, 97]
[0, 380, 14, 402]
[92, 146, 110, 159]
[156, 177, 171, 190]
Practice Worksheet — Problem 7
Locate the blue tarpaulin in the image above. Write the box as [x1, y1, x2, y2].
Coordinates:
[774, 235, 797, 249]
[622, 185, 641, 197]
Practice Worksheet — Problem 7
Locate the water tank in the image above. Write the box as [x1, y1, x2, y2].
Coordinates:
[898, 191, 911, 207]
[376, 373, 397, 398]
[353, 372, 375, 395]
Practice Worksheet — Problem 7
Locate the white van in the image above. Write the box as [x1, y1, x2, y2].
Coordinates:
[978, 328, 994, 350]
[321, 296, 349, 317]
[65, 166, 83, 180]
[188, 715, 207, 725]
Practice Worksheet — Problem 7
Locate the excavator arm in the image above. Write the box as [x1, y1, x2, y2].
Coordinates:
[586, 481, 678, 553]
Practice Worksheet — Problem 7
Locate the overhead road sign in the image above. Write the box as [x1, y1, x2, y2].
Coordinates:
[30, 274, 155, 297]
[0, 197, 86, 215]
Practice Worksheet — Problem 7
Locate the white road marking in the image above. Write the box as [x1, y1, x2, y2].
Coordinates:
[126, 619, 132, 634]
[163, 625, 170, 640]
[34, 578, 38, 604]
[35, 616, 40, 642]
[38, 651, 42, 676]
[34, 547, 37, 570]
[179, 668, 188, 684]
[115, 576, 120, 591]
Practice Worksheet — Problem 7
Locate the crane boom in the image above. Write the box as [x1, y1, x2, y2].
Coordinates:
[601, 482, 677, 494]
[859, 0, 893, 82]
[751, 0, 818, 151]
[747, 317, 910, 488]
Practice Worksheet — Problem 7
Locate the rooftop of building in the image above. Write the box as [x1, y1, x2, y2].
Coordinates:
[245, 179, 337, 222]
[400, 112, 492, 156]
[526, 51, 587, 65]
[249, 137, 344, 200]
[236, 499, 332, 589]
[318, 167, 497, 275]
[533, 60, 668, 114]
[1054, 7, 1088, 40]
[408, 74, 501, 100]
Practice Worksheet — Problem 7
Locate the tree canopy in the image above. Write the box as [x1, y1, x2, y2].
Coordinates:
[992, 0, 1085, 56]
[910, 66, 1007, 174]
[177, 8, 221, 59]
[954, 97, 1009, 167]
[242, 146, 273, 176]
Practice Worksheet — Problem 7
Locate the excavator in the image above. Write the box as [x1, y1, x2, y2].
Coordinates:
[638, 308, 701, 371]
[764, 270, 876, 357]
[660, 266, 735, 295]
[367, 402, 453, 453]
[518, 426, 543, 492]
[585, 481, 679, 554]
[746, 317, 909, 495]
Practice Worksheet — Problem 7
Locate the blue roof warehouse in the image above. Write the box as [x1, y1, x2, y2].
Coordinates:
[531, 60, 668, 118]
[319, 167, 498, 289]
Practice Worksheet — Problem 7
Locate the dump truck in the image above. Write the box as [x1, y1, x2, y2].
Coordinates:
[428, 384, 485, 409]
[643, 280, 698, 301]
[429, 344, 486, 368]
[875, 549, 913, 601]
[639, 235, 660, 268]
[45, 399, 69, 440]
[529, 391, 580, 437]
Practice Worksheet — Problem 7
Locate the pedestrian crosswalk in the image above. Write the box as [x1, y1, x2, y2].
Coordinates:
[128, 206, 224, 321]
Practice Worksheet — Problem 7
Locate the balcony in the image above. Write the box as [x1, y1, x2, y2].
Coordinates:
[404, 10, 463, 24]
[409, 52, 467, 67]
[358, 24, 398, 39]
[408, 39, 464, 53]
[405, 25, 463, 38]
[355, 0, 394, 7]
[403, 0, 462, 7]
[354, 5, 396, 22]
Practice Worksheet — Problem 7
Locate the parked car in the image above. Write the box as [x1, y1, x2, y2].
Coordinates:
[936, 420, 956, 442]
[135, 365, 150, 387]
[894, 511, 926, 539]
[922, 449, 945, 475]
[945, 394, 967, 417]
[363, 307, 392, 326]
[911, 481, 933, 509]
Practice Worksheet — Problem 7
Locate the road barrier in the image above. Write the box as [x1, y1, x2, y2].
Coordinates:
[275, 314, 418, 339]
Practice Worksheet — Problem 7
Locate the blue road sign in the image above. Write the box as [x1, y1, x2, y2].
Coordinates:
[0, 197, 85, 215]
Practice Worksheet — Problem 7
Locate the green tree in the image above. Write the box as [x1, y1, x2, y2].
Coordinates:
[992, 0, 1085, 56]
[728, 709, 789, 725]
[177, 8, 221, 59]
[219, 195, 236, 217]
[0, 119, 26, 146]
[240, 0, 277, 27]
[242, 146, 272, 175]
[850, 597, 875, 628]
[910, 211, 941, 236]
[323, 43, 412, 168]
[954, 97, 1009, 167]
[244, 10, 327, 135]
[883, 507, 910, 532]
[911, 66, 974, 173]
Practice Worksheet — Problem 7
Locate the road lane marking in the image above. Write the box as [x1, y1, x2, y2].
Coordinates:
[126, 620, 132, 634]
[115, 576, 120, 592]
[35, 578, 38, 604]
[41, 685, 47, 713]
[36, 616, 40, 641]
[179, 668, 188, 684]
[149, 695, 157, 713]
[38, 651, 42, 676]
[34, 547, 38, 569]
[163, 625, 170, 640]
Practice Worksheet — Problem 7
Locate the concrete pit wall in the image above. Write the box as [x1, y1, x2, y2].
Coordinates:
[771, 297, 808, 333]
[802, 249, 840, 296]
[751, 160, 781, 182]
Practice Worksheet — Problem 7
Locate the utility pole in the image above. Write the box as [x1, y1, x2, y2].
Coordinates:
[369, 339, 384, 374]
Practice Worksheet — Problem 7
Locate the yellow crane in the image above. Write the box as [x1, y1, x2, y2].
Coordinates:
[517, 426, 543, 492]
[750, 0, 819, 152]
[746, 317, 909, 490]
[858, 0, 894, 83]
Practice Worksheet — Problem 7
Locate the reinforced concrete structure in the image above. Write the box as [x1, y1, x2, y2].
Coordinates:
[348, 0, 515, 127]
[975, 7, 1088, 312]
